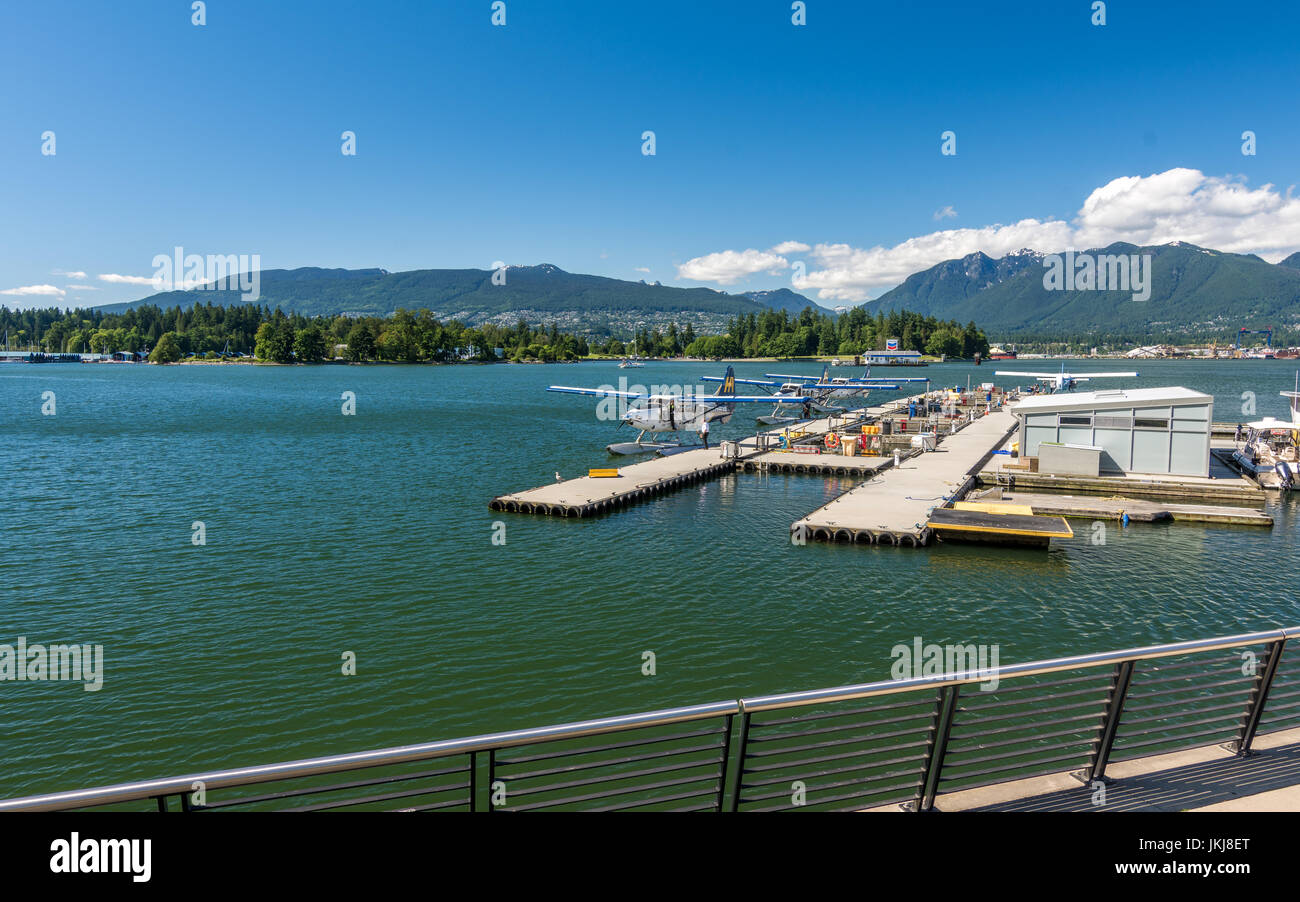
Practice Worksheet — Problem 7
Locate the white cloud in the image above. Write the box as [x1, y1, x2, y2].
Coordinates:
[796, 220, 1072, 301]
[770, 240, 811, 254]
[680, 168, 1300, 302]
[66, 284, 99, 290]
[54, 269, 87, 279]
[676, 249, 790, 285]
[1071, 168, 1300, 259]
[933, 205, 957, 221]
[634, 266, 650, 273]
[1, 284, 66, 297]
[97, 273, 160, 286]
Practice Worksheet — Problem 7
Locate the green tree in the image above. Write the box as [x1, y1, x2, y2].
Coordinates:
[345, 323, 376, 362]
[148, 332, 183, 364]
[925, 328, 963, 358]
[294, 325, 328, 362]
[254, 321, 295, 363]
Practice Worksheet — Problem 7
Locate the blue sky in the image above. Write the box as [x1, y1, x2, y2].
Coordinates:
[3, 0, 1298, 309]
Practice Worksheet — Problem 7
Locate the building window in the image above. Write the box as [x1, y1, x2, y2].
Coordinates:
[1094, 415, 1134, 429]
[1059, 415, 1092, 426]
[1134, 417, 1169, 429]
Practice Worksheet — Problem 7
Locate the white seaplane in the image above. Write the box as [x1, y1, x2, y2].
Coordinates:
[699, 365, 904, 425]
[994, 363, 1139, 393]
[548, 366, 802, 455]
[766, 366, 930, 399]
[1232, 378, 1300, 490]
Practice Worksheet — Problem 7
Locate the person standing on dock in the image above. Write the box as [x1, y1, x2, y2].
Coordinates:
[1235, 423, 1243, 445]
[699, 417, 710, 449]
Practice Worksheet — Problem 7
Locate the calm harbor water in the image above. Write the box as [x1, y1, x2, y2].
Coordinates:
[2, 357, 1299, 797]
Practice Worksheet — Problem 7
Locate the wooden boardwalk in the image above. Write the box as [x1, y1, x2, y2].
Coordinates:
[792, 409, 1019, 546]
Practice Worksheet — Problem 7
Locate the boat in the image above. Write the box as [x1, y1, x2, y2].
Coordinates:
[989, 347, 1017, 360]
[1229, 377, 1300, 489]
[618, 339, 645, 368]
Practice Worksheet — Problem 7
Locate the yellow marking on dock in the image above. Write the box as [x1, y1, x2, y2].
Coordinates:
[588, 468, 620, 478]
[952, 501, 1035, 516]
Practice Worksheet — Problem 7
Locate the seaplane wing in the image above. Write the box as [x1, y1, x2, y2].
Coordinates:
[699, 375, 779, 388]
[994, 370, 1062, 380]
[547, 385, 793, 405]
[764, 372, 821, 382]
[547, 386, 647, 399]
[1071, 372, 1139, 380]
[710, 394, 815, 404]
[808, 382, 899, 390]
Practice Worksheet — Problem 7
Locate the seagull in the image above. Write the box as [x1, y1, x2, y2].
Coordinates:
[554, 471, 563, 482]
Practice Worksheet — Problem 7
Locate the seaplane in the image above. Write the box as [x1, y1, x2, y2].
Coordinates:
[994, 363, 1139, 394]
[765, 365, 929, 401]
[699, 365, 904, 425]
[1232, 377, 1300, 490]
[548, 366, 805, 455]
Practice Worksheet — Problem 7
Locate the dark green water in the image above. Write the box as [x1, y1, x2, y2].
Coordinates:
[2, 358, 1298, 797]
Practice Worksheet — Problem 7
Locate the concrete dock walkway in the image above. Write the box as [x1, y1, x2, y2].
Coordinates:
[793, 409, 1018, 546]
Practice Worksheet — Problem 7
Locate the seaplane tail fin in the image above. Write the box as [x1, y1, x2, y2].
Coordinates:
[821, 364, 829, 383]
[716, 366, 736, 397]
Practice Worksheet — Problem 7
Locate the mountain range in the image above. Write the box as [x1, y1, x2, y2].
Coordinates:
[869, 242, 1300, 341]
[97, 264, 822, 336]
[96, 242, 1300, 342]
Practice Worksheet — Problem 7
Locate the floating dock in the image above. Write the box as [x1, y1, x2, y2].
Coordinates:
[791, 408, 1019, 546]
[976, 462, 1266, 504]
[489, 393, 933, 518]
[994, 491, 1273, 527]
[491, 386, 1275, 550]
[488, 445, 735, 518]
[927, 504, 1073, 549]
[738, 452, 890, 477]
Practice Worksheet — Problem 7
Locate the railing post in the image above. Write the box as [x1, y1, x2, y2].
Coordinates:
[1079, 659, 1135, 783]
[715, 714, 734, 812]
[912, 684, 960, 812]
[727, 711, 752, 812]
[468, 751, 477, 812]
[1229, 638, 1286, 756]
[486, 749, 497, 812]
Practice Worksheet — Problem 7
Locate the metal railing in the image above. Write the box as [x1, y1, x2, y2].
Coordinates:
[2, 628, 1297, 812]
